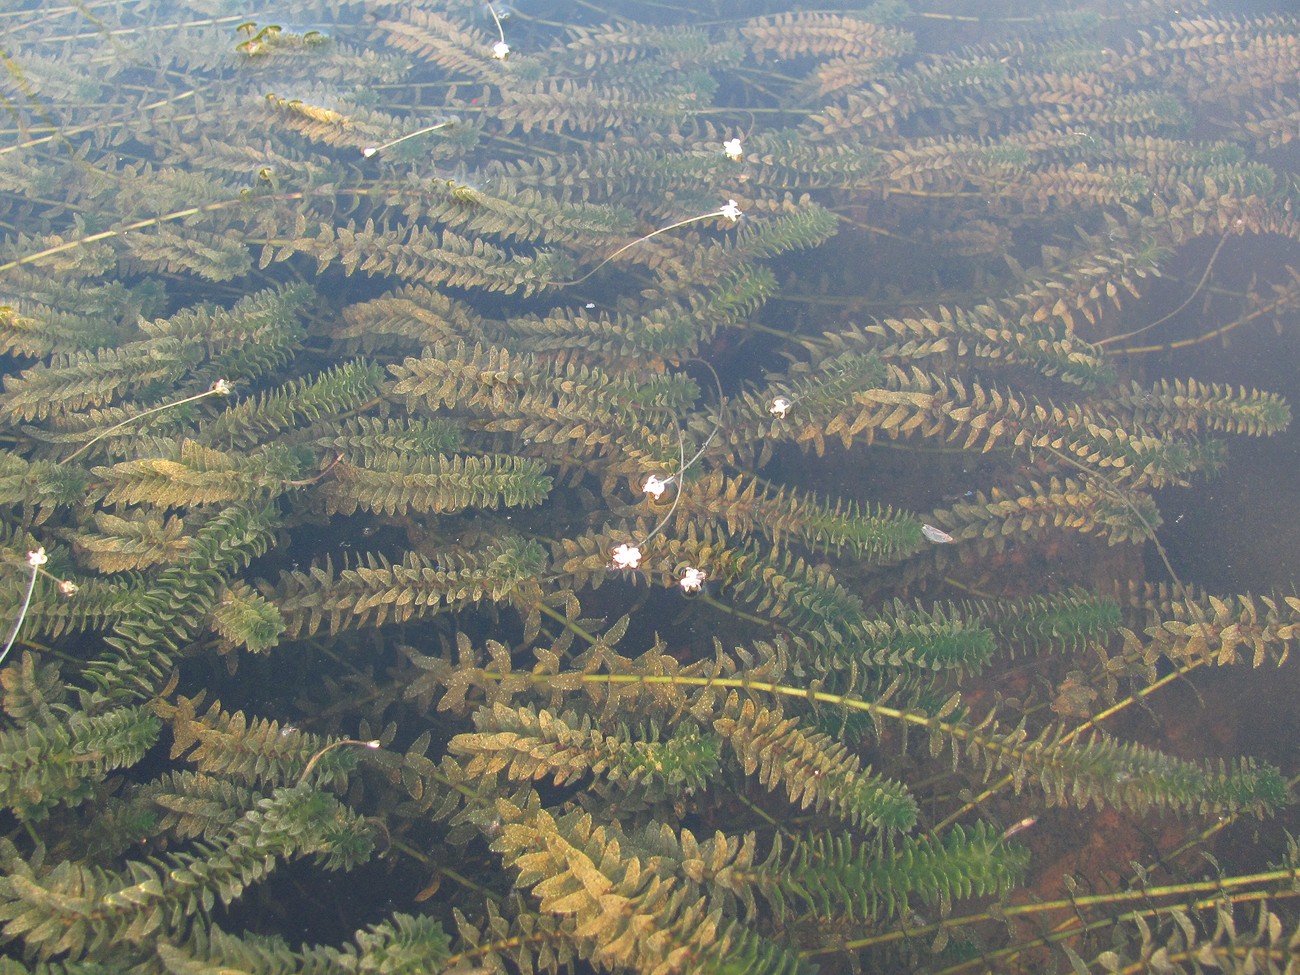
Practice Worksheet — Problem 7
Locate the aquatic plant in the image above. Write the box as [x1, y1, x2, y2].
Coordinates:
[0, 0, 1298, 972]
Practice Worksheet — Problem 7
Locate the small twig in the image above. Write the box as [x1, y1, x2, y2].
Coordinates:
[1099, 230, 1232, 347]
[281, 452, 344, 487]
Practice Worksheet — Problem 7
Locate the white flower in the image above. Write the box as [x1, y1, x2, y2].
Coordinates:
[361, 146, 380, 158]
[719, 199, 743, 222]
[679, 567, 707, 592]
[26, 548, 47, 568]
[492, 40, 510, 59]
[211, 378, 233, 396]
[769, 396, 792, 419]
[58, 579, 79, 596]
[643, 474, 671, 499]
[611, 543, 642, 570]
[723, 138, 743, 161]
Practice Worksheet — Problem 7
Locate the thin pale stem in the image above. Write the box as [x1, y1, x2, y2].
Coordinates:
[641, 430, 687, 548]
[298, 738, 381, 785]
[532, 598, 600, 646]
[0, 559, 40, 669]
[641, 363, 724, 549]
[554, 208, 736, 287]
[362, 117, 457, 158]
[1099, 231, 1231, 347]
[1114, 296, 1282, 355]
[486, 2, 507, 45]
[60, 385, 226, 465]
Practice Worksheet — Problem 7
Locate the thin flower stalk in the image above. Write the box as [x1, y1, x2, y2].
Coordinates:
[486, 3, 509, 59]
[557, 200, 743, 287]
[0, 549, 46, 669]
[612, 364, 725, 573]
[298, 738, 382, 784]
[361, 116, 458, 158]
[60, 379, 233, 465]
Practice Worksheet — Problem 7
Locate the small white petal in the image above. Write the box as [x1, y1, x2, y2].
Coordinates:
[492, 40, 510, 59]
[643, 474, 670, 499]
[921, 524, 955, 544]
[611, 543, 642, 569]
[679, 567, 707, 592]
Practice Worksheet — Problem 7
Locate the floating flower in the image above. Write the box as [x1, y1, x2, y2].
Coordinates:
[58, 579, 79, 596]
[643, 474, 670, 499]
[723, 137, 743, 161]
[611, 543, 642, 569]
[769, 396, 792, 419]
[679, 566, 706, 592]
[485, 2, 510, 59]
[26, 548, 47, 568]
[719, 199, 743, 222]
